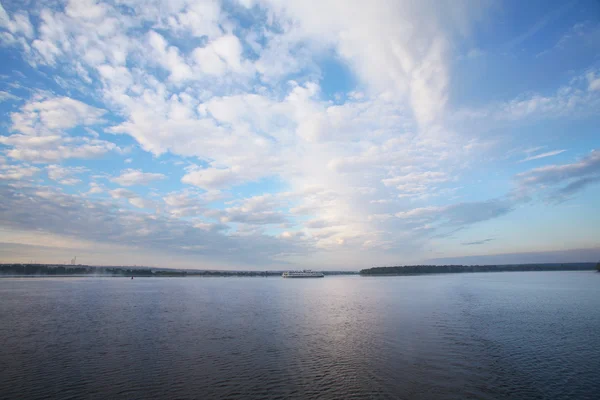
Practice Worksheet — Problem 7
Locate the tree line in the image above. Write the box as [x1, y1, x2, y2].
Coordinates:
[0, 264, 345, 277]
[360, 263, 598, 275]
[0, 264, 154, 276]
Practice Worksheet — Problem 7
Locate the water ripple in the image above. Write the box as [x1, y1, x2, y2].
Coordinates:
[0, 272, 599, 399]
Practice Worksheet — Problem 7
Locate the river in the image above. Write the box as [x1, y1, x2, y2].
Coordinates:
[0, 271, 598, 399]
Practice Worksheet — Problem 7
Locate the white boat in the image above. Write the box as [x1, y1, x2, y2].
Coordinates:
[282, 269, 324, 278]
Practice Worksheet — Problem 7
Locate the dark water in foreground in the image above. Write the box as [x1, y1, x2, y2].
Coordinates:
[0, 272, 599, 399]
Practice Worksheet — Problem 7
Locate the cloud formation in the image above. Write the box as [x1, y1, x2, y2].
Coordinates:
[0, 184, 310, 266]
[46, 165, 87, 185]
[519, 150, 566, 163]
[516, 150, 600, 202]
[1, 94, 120, 162]
[462, 238, 494, 246]
[0, 0, 599, 268]
[111, 169, 166, 187]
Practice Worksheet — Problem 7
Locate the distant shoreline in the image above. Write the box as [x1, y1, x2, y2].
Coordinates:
[360, 263, 598, 276]
[1, 262, 598, 278]
[0, 264, 358, 277]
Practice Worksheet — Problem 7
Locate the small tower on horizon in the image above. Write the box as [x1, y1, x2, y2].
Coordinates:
[71, 256, 77, 265]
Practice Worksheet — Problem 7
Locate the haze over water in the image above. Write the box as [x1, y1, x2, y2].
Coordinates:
[1, 271, 599, 399]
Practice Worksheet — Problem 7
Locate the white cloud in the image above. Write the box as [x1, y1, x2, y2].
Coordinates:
[191, 34, 248, 76]
[518, 150, 566, 163]
[181, 166, 245, 190]
[382, 171, 450, 198]
[455, 69, 600, 122]
[395, 206, 442, 219]
[536, 21, 600, 58]
[394, 199, 514, 233]
[518, 150, 600, 185]
[503, 1, 575, 50]
[217, 194, 289, 226]
[147, 30, 193, 82]
[25, 0, 134, 67]
[1, 135, 120, 163]
[0, 90, 19, 102]
[516, 150, 600, 201]
[87, 182, 103, 194]
[0, 3, 34, 54]
[165, 0, 222, 38]
[0, 162, 40, 181]
[11, 94, 106, 133]
[0, 184, 310, 266]
[588, 72, 600, 92]
[164, 190, 207, 218]
[111, 169, 166, 186]
[109, 188, 155, 209]
[247, 0, 482, 128]
[1, 94, 120, 163]
[46, 165, 87, 185]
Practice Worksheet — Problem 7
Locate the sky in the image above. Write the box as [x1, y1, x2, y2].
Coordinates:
[0, 0, 599, 270]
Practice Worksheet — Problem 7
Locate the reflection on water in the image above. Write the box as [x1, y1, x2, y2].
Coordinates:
[0, 272, 599, 399]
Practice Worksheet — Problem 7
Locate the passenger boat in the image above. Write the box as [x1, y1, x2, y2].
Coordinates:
[282, 270, 324, 278]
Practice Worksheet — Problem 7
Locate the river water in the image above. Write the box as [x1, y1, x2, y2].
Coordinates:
[0, 271, 598, 399]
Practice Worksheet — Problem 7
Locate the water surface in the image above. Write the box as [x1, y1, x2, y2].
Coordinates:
[1, 272, 599, 399]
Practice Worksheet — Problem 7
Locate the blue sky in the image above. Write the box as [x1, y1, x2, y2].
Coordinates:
[0, 0, 599, 269]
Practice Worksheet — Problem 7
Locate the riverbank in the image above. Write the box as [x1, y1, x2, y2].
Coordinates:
[0, 264, 358, 277]
[360, 263, 597, 275]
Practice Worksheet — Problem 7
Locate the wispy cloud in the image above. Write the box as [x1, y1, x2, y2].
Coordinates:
[0, 90, 20, 102]
[462, 238, 494, 246]
[503, 0, 577, 50]
[46, 165, 88, 185]
[454, 69, 600, 123]
[516, 150, 600, 202]
[111, 169, 166, 187]
[519, 150, 566, 163]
